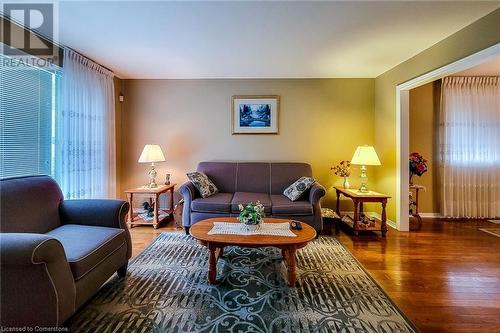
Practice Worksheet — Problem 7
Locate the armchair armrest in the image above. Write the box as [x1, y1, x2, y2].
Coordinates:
[60, 199, 129, 229]
[1, 233, 65, 265]
[309, 183, 326, 204]
[0, 233, 75, 326]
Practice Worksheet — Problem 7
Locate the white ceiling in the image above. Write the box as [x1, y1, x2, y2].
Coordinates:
[455, 56, 500, 76]
[57, 1, 499, 79]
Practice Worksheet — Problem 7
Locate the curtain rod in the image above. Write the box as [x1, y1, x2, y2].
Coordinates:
[0, 14, 114, 74]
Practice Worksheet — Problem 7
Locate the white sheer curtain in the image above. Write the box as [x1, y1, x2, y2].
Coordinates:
[440, 76, 500, 218]
[55, 49, 116, 199]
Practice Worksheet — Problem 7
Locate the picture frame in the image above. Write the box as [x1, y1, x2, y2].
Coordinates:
[231, 95, 280, 134]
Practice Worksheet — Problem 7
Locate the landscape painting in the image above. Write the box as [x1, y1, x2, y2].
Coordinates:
[239, 104, 271, 127]
[232, 96, 279, 134]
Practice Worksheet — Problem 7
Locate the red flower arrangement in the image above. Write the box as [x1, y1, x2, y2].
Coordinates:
[409, 152, 428, 183]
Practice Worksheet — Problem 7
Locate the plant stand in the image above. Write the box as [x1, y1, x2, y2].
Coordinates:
[409, 184, 425, 230]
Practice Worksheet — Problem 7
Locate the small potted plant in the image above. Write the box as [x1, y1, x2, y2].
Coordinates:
[331, 160, 351, 189]
[409, 152, 428, 185]
[237, 201, 265, 231]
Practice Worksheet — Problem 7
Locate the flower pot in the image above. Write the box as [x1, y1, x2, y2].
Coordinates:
[245, 223, 261, 232]
[343, 177, 350, 189]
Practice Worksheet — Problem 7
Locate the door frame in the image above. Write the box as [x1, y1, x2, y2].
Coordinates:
[395, 43, 500, 231]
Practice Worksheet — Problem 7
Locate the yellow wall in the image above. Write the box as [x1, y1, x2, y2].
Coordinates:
[409, 81, 441, 214]
[120, 79, 374, 208]
[374, 8, 500, 222]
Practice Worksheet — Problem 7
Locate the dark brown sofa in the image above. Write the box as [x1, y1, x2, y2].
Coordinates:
[0, 176, 131, 327]
[179, 162, 326, 233]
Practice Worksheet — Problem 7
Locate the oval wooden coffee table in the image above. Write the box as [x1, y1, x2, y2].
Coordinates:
[190, 217, 317, 286]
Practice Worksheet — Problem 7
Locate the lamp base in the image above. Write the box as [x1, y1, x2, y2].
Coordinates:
[358, 165, 369, 193]
[148, 163, 158, 188]
[358, 183, 369, 193]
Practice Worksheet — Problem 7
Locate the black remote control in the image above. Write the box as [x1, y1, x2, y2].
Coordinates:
[291, 221, 302, 230]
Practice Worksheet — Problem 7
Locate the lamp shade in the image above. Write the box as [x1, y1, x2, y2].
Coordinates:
[138, 144, 165, 163]
[351, 145, 381, 166]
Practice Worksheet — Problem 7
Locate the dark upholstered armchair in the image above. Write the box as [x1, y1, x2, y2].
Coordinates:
[0, 176, 131, 327]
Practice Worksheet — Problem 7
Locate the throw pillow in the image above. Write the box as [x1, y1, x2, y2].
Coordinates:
[186, 171, 218, 198]
[283, 177, 315, 201]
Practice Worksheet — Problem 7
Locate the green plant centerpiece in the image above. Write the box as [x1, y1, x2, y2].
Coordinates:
[237, 201, 265, 231]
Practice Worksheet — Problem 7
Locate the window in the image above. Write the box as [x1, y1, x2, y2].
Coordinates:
[440, 77, 500, 166]
[0, 54, 58, 178]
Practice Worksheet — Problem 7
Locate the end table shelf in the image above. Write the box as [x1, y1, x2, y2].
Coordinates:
[125, 184, 176, 229]
[334, 187, 391, 237]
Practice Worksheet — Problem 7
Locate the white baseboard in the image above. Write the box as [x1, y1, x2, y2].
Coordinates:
[340, 211, 397, 230]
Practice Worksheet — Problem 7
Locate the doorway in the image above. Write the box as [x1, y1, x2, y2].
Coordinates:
[396, 43, 500, 230]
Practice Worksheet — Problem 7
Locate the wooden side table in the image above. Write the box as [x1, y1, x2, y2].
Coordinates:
[334, 187, 391, 237]
[125, 184, 176, 229]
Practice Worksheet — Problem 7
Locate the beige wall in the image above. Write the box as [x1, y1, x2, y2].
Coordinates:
[120, 79, 374, 208]
[118, 9, 499, 218]
[374, 8, 500, 222]
[114, 77, 124, 196]
[409, 81, 441, 214]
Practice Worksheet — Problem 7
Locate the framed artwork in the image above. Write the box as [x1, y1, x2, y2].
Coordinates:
[231, 95, 280, 134]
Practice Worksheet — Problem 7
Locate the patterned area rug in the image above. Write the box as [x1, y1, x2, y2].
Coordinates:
[67, 233, 419, 333]
[479, 228, 500, 237]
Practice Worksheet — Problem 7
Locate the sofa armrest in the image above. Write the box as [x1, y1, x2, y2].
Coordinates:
[0, 233, 76, 326]
[60, 199, 132, 259]
[309, 183, 326, 204]
[179, 182, 197, 227]
[179, 181, 196, 200]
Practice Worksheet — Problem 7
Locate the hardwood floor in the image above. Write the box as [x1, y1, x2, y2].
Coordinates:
[337, 218, 500, 333]
[129, 218, 500, 333]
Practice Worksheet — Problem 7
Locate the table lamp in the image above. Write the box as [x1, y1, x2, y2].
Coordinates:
[351, 145, 381, 193]
[138, 144, 165, 188]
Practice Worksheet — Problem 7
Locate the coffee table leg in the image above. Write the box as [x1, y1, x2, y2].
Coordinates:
[285, 247, 297, 286]
[216, 246, 224, 259]
[208, 244, 217, 284]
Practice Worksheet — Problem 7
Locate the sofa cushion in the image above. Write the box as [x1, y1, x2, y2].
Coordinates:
[187, 171, 219, 198]
[197, 162, 237, 193]
[271, 194, 313, 216]
[283, 177, 316, 201]
[191, 193, 233, 213]
[236, 162, 270, 193]
[270, 163, 313, 194]
[46, 224, 126, 281]
[231, 192, 272, 214]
